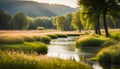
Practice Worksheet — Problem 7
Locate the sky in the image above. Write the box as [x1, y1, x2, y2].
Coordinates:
[32, 0, 78, 8]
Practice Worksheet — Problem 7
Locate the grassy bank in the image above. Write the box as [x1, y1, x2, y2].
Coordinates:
[75, 34, 112, 48]
[0, 42, 48, 54]
[97, 43, 120, 64]
[0, 35, 51, 44]
[0, 50, 93, 69]
[89, 32, 120, 64]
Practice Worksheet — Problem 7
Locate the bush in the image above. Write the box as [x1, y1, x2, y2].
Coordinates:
[97, 44, 120, 64]
[75, 35, 109, 47]
[0, 50, 93, 69]
[37, 26, 45, 30]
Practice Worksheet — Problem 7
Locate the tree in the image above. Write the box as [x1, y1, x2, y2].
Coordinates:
[65, 13, 73, 31]
[0, 10, 12, 30]
[55, 16, 66, 31]
[102, 0, 120, 37]
[71, 11, 82, 32]
[33, 17, 55, 29]
[78, 0, 102, 34]
[13, 13, 29, 30]
[78, 0, 120, 37]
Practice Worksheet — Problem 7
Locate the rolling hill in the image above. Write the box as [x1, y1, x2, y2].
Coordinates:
[0, 1, 77, 17]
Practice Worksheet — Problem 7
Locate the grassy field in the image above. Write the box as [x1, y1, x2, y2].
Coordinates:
[0, 50, 93, 69]
[0, 30, 94, 69]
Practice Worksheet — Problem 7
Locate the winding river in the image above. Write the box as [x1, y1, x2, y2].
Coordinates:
[47, 36, 120, 69]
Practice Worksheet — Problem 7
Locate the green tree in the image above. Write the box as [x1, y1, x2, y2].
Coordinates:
[78, 0, 101, 34]
[33, 17, 54, 29]
[98, 0, 120, 37]
[0, 10, 12, 30]
[55, 16, 66, 31]
[71, 11, 82, 32]
[13, 13, 29, 30]
[65, 13, 73, 31]
[78, 0, 120, 37]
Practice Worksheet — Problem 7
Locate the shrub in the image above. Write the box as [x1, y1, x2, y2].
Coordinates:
[97, 44, 120, 64]
[37, 26, 45, 30]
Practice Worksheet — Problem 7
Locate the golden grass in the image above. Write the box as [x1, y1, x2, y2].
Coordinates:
[0, 50, 93, 69]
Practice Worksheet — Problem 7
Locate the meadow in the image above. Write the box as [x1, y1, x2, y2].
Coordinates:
[0, 50, 93, 69]
[0, 30, 81, 54]
[0, 30, 93, 69]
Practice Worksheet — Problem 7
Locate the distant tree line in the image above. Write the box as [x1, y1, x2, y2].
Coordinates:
[0, 9, 120, 32]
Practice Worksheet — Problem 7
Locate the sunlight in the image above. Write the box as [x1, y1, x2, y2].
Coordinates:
[32, 0, 77, 8]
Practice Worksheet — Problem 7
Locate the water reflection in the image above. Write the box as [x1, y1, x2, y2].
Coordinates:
[47, 36, 120, 69]
[47, 36, 84, 62]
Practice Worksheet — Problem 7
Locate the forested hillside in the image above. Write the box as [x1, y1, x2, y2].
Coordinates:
[0, 1, 77, 17]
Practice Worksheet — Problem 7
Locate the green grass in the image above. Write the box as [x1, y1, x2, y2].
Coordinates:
[97, 44, 120, 64]
[0, 42, 48, 54]
[0, 35, 51, 44]
[40, 36, 51, 44]
[75, 34, 111, 47]
[0, 50, 93, 69]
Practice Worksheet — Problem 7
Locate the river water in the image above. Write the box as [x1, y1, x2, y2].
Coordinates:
[47, 36, 120, 69]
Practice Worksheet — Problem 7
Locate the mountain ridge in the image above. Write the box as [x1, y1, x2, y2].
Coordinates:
[0, 1, 77, 17]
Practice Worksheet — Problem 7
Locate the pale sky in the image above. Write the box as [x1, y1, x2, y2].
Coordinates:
[32, 0, 78, 8]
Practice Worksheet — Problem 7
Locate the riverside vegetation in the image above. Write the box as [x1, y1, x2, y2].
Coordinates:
[75, 31, 120, 64]
[0, 50, 93, 69]
[0, 30, 93, 69]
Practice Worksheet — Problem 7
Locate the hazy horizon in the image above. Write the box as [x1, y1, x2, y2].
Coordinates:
[33, 0, 78, 8]
[0, 0, 78, 8]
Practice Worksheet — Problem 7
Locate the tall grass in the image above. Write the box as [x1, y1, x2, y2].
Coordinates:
[0, 50, 93, 69]
[97, 44, 120, 64]
[0, 42, 48, 54]
[0, 35, 24, 44]
[75, 35, 111, 47]
[0, 35, 51, 44]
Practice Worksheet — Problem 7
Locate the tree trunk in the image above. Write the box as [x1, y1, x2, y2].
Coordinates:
[94, 25, 98, 34]
[103, 11, 110, 37]
[97, 13, 101, 35]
